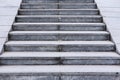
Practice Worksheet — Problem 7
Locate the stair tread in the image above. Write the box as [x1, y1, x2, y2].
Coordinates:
[21, 3, 96, 5]
[5, 41, 114, 45]
[1, 52, 119, 58]
[17, 15, 101, 17]
[9, 31, 109, 34]
[13, 23, 105, 25]
[22, 0, 94, 3]
[0, 65, 120, 73]
[19, 9, 99, 11]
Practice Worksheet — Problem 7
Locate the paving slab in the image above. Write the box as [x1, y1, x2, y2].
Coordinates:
[0, 0, 22, 54]
[0, 31, 9, 38]
[0, 8, 18, 16]
[0, 0, 22, 7]
[0, 38, 7, 44]
[0, 16, 15, 26]
[95, 0, 120, 54]
[99, 8, 120, 12]
[102, 12, 120, 18]
[0, 26, 12, 31]
[95, 0, 120, 8]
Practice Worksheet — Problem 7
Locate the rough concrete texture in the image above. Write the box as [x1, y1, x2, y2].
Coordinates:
[0, 75, 119, 80]
[0, 0, 120, 79]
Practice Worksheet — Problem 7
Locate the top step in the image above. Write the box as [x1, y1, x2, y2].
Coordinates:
[22, 0, 94, 3]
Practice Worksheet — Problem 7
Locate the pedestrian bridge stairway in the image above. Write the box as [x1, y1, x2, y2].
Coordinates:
[0, 0, 120, 80]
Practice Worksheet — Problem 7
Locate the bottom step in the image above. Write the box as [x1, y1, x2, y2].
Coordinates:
[0, 65, 120, 80]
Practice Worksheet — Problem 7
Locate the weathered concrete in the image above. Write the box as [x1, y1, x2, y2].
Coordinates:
[21, 3, 97, 9]
[22, 0, 94, 3]
[0, 52, 120, 65]
[18, 9, 99, 15]
[16, 15, 102, 23]
[5, 41, 114, 52]
[13, 23, 106, 31]
[0, 0, 120, 79]
[9, 31, 109, 41]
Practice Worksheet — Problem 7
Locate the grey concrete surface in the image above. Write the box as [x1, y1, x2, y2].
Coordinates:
[0, 52, 120, 65]
[95, 0, 120, 54]
[13, 23, 106, 31]
[0, 0, 22, 54]
[0, 0, 120, 79]
[0, 65, 120, 73]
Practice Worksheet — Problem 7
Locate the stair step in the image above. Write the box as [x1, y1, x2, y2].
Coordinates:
[0, 65, 120, 80]
[13, 23, 106, 31]
[23, 0, 94, 3]
[21, 3, 96, 9]
[18, 9, 99, 15]
[0, 52, 119, 65]
[9, 31, 109, 41]
[0, 65, 120, 73]
[5, 41, 114, 52]
[16, 15, 102, 23]
[1, 52, 119, 57]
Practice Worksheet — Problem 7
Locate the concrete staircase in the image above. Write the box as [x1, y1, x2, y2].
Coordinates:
[0, 0, 120, 80]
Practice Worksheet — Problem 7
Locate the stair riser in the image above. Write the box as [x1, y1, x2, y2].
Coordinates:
[23, 0, 94, 3]
[9, 34, 109, 41]
[0, 75, 118, 80]
[21, 4, 96, 9]
[16, 17, 102, 23]
[0, 59, 58, 65]
[63, 59, 120, 65]
[13, 25, 106, 31]
[5, 45, 114, 52]
[62, 76, 118, 80]
[0, 59, 119, 65]
[0, 76, 59, 80]
[19, 10, 99, 15]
